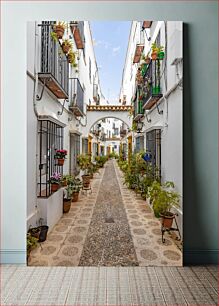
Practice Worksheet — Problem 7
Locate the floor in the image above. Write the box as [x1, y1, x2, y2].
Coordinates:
[1, 265, 218, 305]
[29, 160, 182, 267]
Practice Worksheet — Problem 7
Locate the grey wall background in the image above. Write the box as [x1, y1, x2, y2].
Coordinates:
[1, 1, 218, 264]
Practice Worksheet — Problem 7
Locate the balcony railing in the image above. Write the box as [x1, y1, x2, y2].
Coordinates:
[69, 78, 84, 116]
[133, 86, 144, 121]
[38, 21, 69, 99]
[70, 21, 85, 49]
[143, 59, 163, 110]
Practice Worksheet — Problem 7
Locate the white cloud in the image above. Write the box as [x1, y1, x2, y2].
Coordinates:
[112, 46, 121, 56]
[93, 39, 111, 49]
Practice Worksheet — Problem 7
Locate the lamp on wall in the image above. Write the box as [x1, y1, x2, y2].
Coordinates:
[136, 120, 144, 133]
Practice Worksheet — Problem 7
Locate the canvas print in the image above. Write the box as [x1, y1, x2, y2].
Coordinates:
[27, 21, 183, 266]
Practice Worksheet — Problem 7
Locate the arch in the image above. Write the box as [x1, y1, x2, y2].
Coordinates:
[82, 109, 132, 136]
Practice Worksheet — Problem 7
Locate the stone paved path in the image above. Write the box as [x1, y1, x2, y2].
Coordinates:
[29, 160, 182, 266]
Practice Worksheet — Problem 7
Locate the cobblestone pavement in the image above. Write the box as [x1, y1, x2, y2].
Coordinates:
[29, 160, 182, 266]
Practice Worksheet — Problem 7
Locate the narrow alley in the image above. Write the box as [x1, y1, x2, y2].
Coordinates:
[29, 160, 182, 267]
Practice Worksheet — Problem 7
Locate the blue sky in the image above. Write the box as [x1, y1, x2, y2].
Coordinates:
[90, 21, 131, 104]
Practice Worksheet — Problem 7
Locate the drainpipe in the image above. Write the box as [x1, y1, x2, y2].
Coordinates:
[33, 21, 40, 225]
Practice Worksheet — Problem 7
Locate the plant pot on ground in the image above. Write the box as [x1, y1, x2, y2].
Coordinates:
[63, 185, 74, 213]
[147, 181, 180, 229]
[28, 225, 49, 242]
[69, 178, 83, 202]
[77, 154, 92, 187]
[27, 233, 38, 263]
[82, 174, 91, 188]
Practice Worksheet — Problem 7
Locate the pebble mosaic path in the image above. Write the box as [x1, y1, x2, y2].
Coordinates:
[29, 160, 182, 266]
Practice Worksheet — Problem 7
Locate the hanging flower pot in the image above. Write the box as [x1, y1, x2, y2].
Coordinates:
[51, 183, 60, 192]
[151, 51, 157, 60]
[57, 158, 65, 166]
[63, 198, 71, 213]
[72, 192, 79, 202]
[158, 51, 165, 60]
[54, 25, 65, 39]
[145, 57, 151, 64]
[62, 44, 71, 54]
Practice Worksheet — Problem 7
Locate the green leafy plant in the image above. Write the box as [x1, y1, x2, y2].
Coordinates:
[151, 42, 158, 52]
[147, 181, 180, 217]
[77, 154, 91, 174]
[95, 155, 107, 167]
[27, 233, 38, 254]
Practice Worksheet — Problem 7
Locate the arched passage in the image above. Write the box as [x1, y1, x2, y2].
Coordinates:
[81, 105, 132, 136]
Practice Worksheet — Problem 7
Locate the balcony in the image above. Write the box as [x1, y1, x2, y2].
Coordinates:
[133, 44, 144, 64]
[38, 21, 69, 99]
[69, 78, 84, 116]
[70, 21, 85, 49]
[143, 59, 163, 110]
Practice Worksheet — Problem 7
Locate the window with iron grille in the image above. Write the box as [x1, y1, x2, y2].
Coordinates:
[146, 129, 161, 180]
[70, 133, 80, 175]
[38, 118, 64, 197]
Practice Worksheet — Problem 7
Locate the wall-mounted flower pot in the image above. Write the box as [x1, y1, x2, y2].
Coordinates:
[145, 57, 151, 64]
[62, 44, 71, 54]
[57, 158, 65, 166]
[55, 26, 65, 39]
[63, 199, 71, 213]
[151, 52, 157, 60]
[72, 192, 79, 202]
[51, 183, 60, 192]
[158, 52, 165, 60]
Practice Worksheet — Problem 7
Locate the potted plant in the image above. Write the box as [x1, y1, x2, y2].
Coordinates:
[53, 21, 66, 39]
[67, 50, 78, 68]
[27, 233, 38, 262]
[151, 42, 158, 60]
[54, 149, 67, 166]
[63, 185, 73, 213]
[48, 172, 61, 192]
[61, 174, 73, 187]
[148, 181, 180, 228]
[157, 45, 165, 60]
[77, 154, 91, 187]
[61, 39, 72, 54]
[70, 178, 83, 202]
[28, 225, 49, 242]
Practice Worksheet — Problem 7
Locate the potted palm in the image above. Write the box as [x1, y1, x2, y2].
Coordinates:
[148, 181, 180, 228]
[54, 149, 67, 166]
[48, 172, 61, 192]
[77, 154, 91, 188]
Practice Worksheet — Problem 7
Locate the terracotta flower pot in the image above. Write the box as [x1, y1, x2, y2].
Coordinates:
[72, 192, 79, 202]
[161, 212, 175, 229]
[63, 199, 71, 213]
[62, 44, 70, 54]
[51, 183, 60, 192]
[82, 175, 90, 185]
[151, 52, 157, 60]
[57, 158, 64, 166]
[55, 25, 65, 39]
[145, 57, 151, 64]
